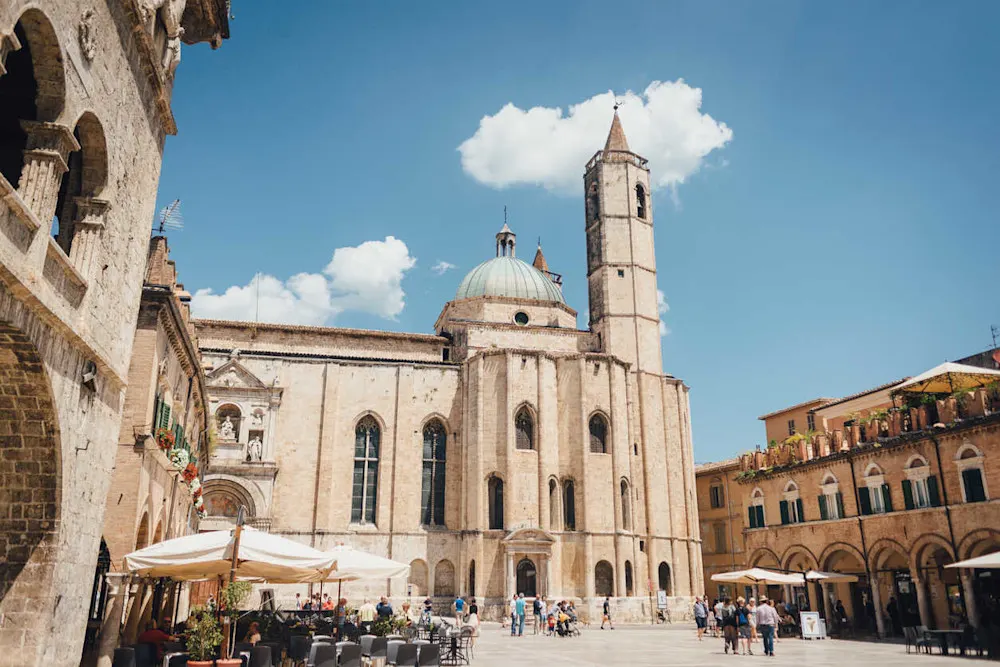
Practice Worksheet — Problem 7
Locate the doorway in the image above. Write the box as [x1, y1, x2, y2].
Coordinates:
[516, 558, 537, 597]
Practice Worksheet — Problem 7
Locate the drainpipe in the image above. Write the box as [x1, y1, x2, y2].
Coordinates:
[846, 450, 876, 635]
[308, 364, 330, 598]
[724, 470, 736, 571]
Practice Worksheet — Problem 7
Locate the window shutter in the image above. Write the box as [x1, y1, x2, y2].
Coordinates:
[818, 495, 829, 520]
[963, 469, 986, 503]
[902, 479, 914, 510]
[756, 505, 765, 528]
[152, 396, 162, 431]
[881, 483, 893, 513]
[779, 500, 790, 525]
[858, 486, 872, 515]
[836, 492, 845, 518]
[748, 506, 756, 528]
[795, 498, 805, 523]
[927, 475, 941, 507]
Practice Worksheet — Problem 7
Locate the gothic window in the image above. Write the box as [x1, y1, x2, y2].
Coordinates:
[421, 419, 447, 526]
[351, 416, 380, 524]
[488, 475, 504, 530]
[620, 479, 631, 528]
[635, 183, 646, 219]
[594, 560, 614, 597]
[589, 413, 608, 454]
[548, 478, 559, 528]
[625, 560, 634, 596]
[468, 560, 476, 597]
[515, 406, 534, 450]
[563, 479, 576, 531]
[658, 562, 672, 595]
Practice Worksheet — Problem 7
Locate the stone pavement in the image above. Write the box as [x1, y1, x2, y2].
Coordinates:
[470, 622, 974, 666]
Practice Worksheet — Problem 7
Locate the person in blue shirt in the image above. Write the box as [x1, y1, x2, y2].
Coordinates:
[514, 593, 526, 636]
[453, 595, 466, 625]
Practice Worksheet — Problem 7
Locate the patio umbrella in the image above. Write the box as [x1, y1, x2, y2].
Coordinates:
[945, 551, 1000, 569]
[804, 570, 859, 583]
[710, 568, 804, 585]
[893, 362, 1000, 394]
[320, 544, 410, 582]
[123, 526, 339, 583]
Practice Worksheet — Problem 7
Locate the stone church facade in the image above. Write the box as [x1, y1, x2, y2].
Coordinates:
[0, 1, 226, 664]
[196, 114, 702, 622]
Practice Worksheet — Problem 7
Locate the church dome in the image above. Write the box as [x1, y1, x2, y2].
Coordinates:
[455, 256, 565, 303]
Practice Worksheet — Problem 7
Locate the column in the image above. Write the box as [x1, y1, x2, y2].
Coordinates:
[821, 583, 834, 623]
[65, 196, 109, 277]
[96, 574, 129, 667]
[122, 581, 149, 645]
[0, 30, 21, 77]
[960, 571, 979, 628]
[545, 555, 553, 598]
[584, 535, 595, 600]
[506, 552, 514, 601]
[870, 573, 886, 637]
[175, 582, 191, 623]
[17, 121, 79, 224]
[913, 574, 932, 628]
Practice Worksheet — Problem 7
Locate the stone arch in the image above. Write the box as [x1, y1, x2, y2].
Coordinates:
[434, 559, 455, 597]
[957, 528, 1000, 560]
[215, 403, 242, 441]
[408, 559, 428, 596]
[0, 321, 62, 652]
[201, 474, 264, 518]
[784, 479, 799, 492]
[781, 545, 819, 572]
[748, 547, 782, 569]
[658, 562, 672, 595]
[868, 538, 911, 571]
[487, 473, 504, 530]
[956, 442, 984, 460]
[624, 560, 634, 596]
[53, 111, 109, 254]
[135, 512, 150, 550]
[516, 557, 537, 597]
[619, 478, 631, 528]
[864, 462, 883, 477]
[152, 519, 163, 545]
[819, 542, 866, 572]
[588, 410, 609, 454]
[70, 111, 107, 196]
[910, 533, 955, 571]
[905, 453, 929, 469]
[594, 560, 614, 597]
[821, 471, 838, 485]
[514, 402, 536, 450]
[419, 412, 450, 434]
[10, 9, 65, 121]
[547, 476, 559, 528]
[202, 476, 259, 519]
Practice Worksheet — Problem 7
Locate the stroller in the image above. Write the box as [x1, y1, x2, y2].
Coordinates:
[555, 612, 581, 637]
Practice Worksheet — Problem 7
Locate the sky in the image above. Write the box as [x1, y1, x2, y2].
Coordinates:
[159, 0, 1000, 463]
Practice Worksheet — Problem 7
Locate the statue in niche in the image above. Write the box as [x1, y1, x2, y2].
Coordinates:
[219, 415, 235, 440]
[246, 435, 263, 462]
[250, 411, 264, 427]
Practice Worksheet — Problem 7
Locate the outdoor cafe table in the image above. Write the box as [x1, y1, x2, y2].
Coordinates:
[924, 629, 966, 655]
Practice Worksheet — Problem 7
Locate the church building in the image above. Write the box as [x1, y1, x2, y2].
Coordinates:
[194, 113, 702, 621]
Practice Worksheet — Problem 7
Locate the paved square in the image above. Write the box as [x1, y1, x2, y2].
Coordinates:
[469, 623, 974, 666]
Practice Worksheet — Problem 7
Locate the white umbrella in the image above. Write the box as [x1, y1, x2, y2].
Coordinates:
[804, 570, 859, 583]
[313, 544, 410, 583]
[945, 551, 1000, 569]
[124, 526, 338, 583]
[894, 362, 1000, 394]
[711, 568, 804, 585]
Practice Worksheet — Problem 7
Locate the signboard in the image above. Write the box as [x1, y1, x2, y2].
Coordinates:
[800, 611, 823, 639]
[656, 590, 668, 609]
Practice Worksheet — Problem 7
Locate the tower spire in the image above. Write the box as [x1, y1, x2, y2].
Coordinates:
[604, 108, 630, 153]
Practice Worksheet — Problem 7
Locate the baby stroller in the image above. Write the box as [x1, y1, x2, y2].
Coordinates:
[555, 613, 581, 637]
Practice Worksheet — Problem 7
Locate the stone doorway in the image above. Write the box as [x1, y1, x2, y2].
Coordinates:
[516, 558, 537, 597]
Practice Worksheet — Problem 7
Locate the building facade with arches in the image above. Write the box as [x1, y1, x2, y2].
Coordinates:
[194, 114, 702, 622]
[0, 2, 227, 664]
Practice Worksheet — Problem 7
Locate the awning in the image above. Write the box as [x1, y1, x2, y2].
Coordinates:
[711, 568, 804, 585]
[893, 362, 1000, 394]
[805, 569, 859, 583]
[945, 551, 1000, 570]
[309, 544, 410, 583]
[123, 527, 338, 582]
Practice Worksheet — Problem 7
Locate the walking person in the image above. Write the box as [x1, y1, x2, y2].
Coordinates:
[467, 597, 480, 645]
[452, 594, 465, 626]
[508, 595, 518, 635]
[533, 596, 544, 635]
[747, 598, 758, 643]
[721, 597, 738, 655]
[358, 599, 376, 635]
[515, 593, 526, 636]
[694, 596, 708, 641]
[600, 595, 615, 629]
[736, 597, 753, 655]
[756, 597, 779, 657]
[714, 597, 724, 638]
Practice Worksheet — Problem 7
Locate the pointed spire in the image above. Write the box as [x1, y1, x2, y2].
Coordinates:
[604, 110, 630, 153]
[532, 242, 549, 273]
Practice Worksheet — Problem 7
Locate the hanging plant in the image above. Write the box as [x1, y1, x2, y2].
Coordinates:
[169, 447, 190, 469]
[194, 494, 204, 509]
[156, 428, 176, 451]
[182, 462, 199, 483]
[189, 477, 201, 494]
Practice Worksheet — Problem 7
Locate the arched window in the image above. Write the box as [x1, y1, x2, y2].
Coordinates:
[620, 479, 631, 528]
[635, 183, 647, 219]
[589, 413, 608, 454]
[421, 419, 447, 526]
[903, 454, 936, 510]
[515, 406, 534, 450]
[748, 488, 765, 528]
[595, 560, 614, 597]
[819, 472, 843, 520]
[563, 479, 576, 531]
[625, 560, 634, 596]
[780, 480, 803, 524]
[956, 444, 987, 503]
[351, 416, 380, 524]
[548, 478, 559, 528]
[53, 113, 106, 258]
[862, 463, 891, 515]
[488, 475, 504, 530]
[468, 560, 476, 597]
[658, 562, 672, 594]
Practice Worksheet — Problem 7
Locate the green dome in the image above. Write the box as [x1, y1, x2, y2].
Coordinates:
[455, 256, 565, 304]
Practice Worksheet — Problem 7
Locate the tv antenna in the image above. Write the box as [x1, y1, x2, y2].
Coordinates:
[155, 199, 183, 234]
[614, 98, 624, 111]
[992, 325, 998, 349]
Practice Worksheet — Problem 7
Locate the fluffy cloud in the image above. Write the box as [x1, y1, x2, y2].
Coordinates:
[431, 260, 456, 275]
[458, 80, 732, 193]
[191, 236, 416, 326]
[657, 289, 671, 336]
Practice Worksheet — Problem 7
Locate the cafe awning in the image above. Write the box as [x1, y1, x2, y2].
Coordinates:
[945, 551, 1000, 570]
[805, 570, 859, 583]
[711, 568, 804, 585]
[893, 362, 1000, 394]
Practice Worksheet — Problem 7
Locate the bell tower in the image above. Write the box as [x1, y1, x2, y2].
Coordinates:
[584, 110, 662, 373]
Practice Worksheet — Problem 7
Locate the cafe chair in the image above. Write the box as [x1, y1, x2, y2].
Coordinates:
[312, 644, 337, 667]
[112, 647, 136, 667]
[392, 644, 418, 667]
[339, 644, 363, 667]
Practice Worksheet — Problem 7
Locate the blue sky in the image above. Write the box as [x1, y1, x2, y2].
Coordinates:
[159, 0, 1000, 463]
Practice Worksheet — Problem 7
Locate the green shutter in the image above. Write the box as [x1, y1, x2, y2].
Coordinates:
[818, 495, 829, 520]
[152, 396, 162, 431]
[779, 500, 790, 525]
[756, 505, 765, 527]
[836, 492, 845, 518]
[858, 486, 872, 515]
[748, 506, 757, 528]
[902, 479, 914, 510]
[962, 469, 986, 502]
[159, 404, 171, 430]
[882, 484, 894, 513]
[927, 475, 941, 507]
[796, 498, 805, 523]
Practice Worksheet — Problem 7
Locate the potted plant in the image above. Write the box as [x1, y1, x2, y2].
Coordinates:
[184, 606, 223, 667]
[220, 581, 253, 661]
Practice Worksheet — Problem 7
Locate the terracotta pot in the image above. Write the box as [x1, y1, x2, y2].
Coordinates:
[187, 662, 213, 667]
[217, 660, 242, 667]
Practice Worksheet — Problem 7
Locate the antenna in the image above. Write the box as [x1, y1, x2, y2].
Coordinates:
[155, 199, 183, 234]
[614, 97, 624, 111]
[992, 325, 998, 349]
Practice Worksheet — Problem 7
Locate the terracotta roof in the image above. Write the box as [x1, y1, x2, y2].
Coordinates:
[604, 111, 630, 153]
[757, 397, 835, 421]
[532, 245, 549, 272]
[812, 378, 910, 412]
[695, 457, 741, 474]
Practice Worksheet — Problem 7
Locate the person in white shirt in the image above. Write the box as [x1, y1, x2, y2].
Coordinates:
[755, 597, 781, 656]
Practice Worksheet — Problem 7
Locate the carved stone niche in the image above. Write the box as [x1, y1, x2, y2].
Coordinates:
[79, 9, 97, 63]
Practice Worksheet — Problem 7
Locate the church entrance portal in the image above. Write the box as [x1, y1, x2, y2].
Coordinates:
[516, 558, 537, 597]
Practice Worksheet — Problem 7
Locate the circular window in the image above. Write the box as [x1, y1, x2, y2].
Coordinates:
[514, 311, 529, 326]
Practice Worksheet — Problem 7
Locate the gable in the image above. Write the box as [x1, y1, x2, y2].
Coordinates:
[206, 359, 267, 389]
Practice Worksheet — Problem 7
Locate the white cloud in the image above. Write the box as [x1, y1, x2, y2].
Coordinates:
[191, 236, 416, 326]
[458, 80, 732, 193]
[431, 260, 456, 275]
[657, 289, 671, 336]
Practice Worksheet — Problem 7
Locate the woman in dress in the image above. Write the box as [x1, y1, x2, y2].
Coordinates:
[466, 597, 480, 645]
[748, 598, 758, 643]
